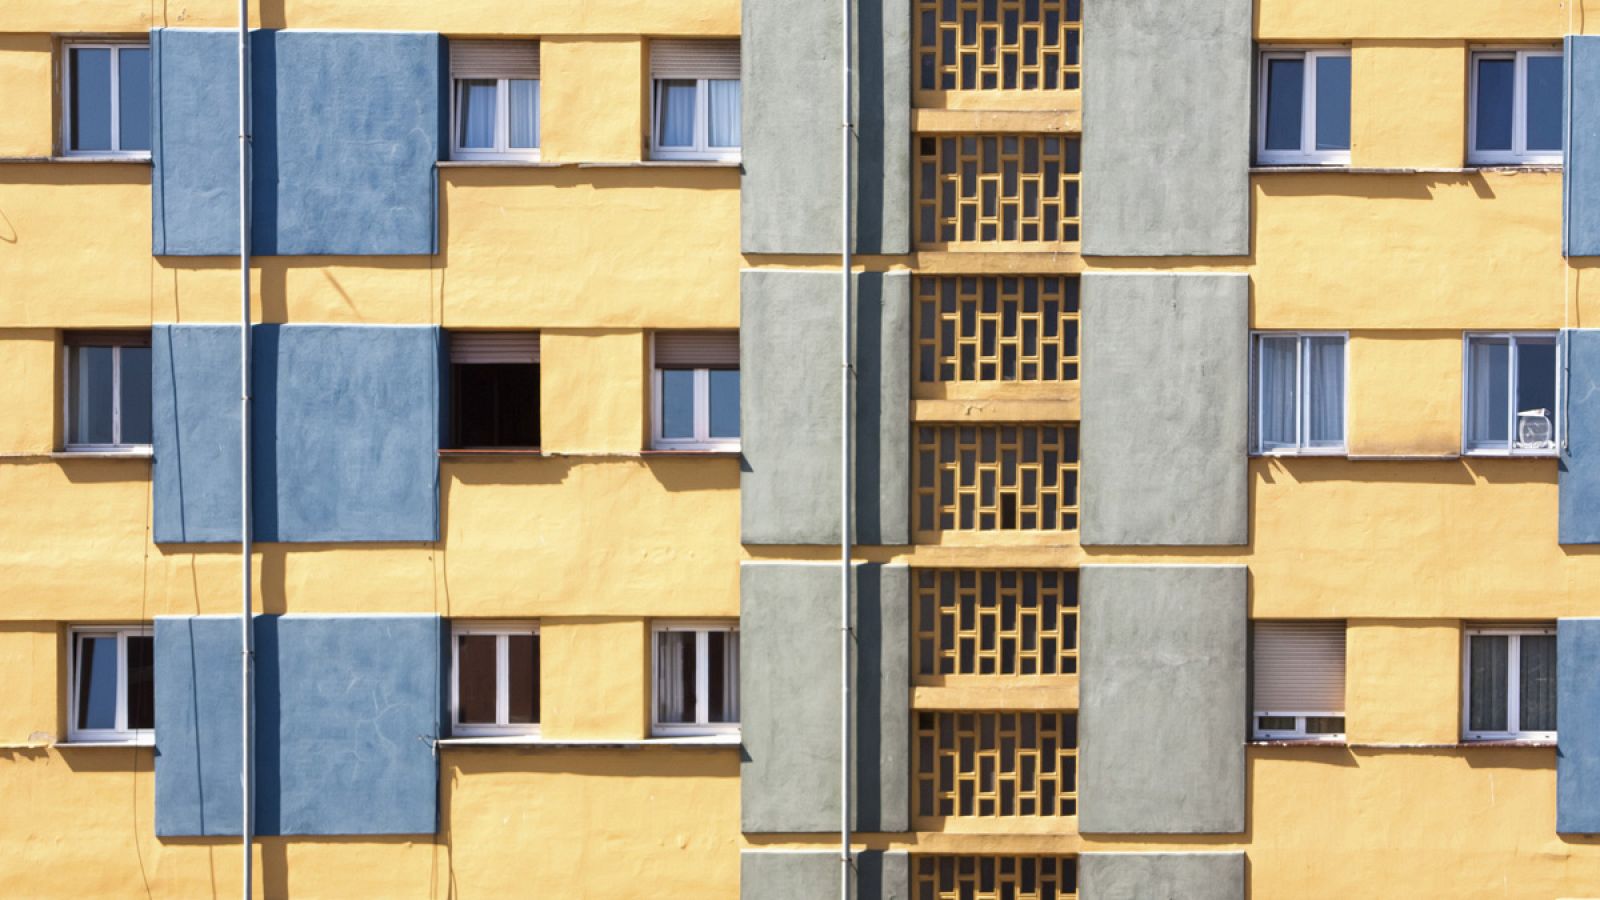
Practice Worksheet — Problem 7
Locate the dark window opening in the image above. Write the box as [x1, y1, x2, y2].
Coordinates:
[451, 363, 539, 448]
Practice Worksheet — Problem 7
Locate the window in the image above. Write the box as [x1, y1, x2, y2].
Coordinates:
[62, 42, 150, 157]
[451, 623, 540, 737]
[1463, 625, 1556, 742]
[448, 332, 540, 449]
[450, 40, 540, 160]
[64, 331, 152, 451]
[1464, 333, 1559, 455]
[1257, 50, 1351, 165]
[650, 40, 741, 161]
[653, 331, 739, 450]
[653, 623, 739, 735]
[1470, 50, 1563, 165]
[1253, 622, 1346, 741]
[68, 627, 154, 743]
[1252, 332, 1346, 455]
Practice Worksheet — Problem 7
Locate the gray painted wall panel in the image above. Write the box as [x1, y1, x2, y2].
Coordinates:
[1081, 0, 1252, 256]
[1080, 852, 1246, 900]
[740, 850, 910, 900]
[742, 0, 910, 254]
[1079, 565, 1247, 834]
[741, 270, 910, 545]
[1080, 273, 1248, 546]
[740, 562, 909, 833]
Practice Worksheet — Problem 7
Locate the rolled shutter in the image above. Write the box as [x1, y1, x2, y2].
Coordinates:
[1253, 622, 1345, 713]
[651, 40, 740, 80]
[450, 40, 540, 80]
[656, 331, 739, 368]
[66, 330, 151, 348]
[450, 332, 539, 364]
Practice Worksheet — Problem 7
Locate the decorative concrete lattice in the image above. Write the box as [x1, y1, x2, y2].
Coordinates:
[913, 854, 1078, 899]
[915, 276, 1080, 383]
[913, 569, 1078, 676]
[915, 711, 1079, 818]
[915, 425, 1079, 532]
[917, 135, 1081, 246]
[915, 0, 1082, 91]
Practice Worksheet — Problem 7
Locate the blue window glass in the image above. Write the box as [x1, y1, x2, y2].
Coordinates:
[709, 369, 739, 438]
[661, 369, 696, 439]
[1475, 58, 1515, 152]
[70, 48, 113, 152]
[1314, 55, 1351, 151]
[118, 47, 150, 151]
[120, 346, 153, 445]
[1264, 58, 1304, 152]
[1526, 55, 1563, 153]
[76, 635, 119, 731]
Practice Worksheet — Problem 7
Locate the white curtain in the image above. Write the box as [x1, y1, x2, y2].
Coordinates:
[657, 80, 696, 147]
[708, 79, 741, 148]
[1468, 635, 1509, 732]
[1520, 635, 1558, 732]
[1258, 336, 1298, 450]
[1468, 339, 1510, 448]
[658, 632, 692, 723]
[457, 80, 497, 148]
[508, 79, 539, 149]
[1305, 337, 1344, 447]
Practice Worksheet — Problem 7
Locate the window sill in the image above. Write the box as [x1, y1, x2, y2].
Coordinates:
[1249, 739, 1348, 748]
[1460, 739, 1557, 749]
[437, 160, 560, 168]
[1462, 450, 1558, 459]
[0, 155, 152, 165]
[641, 448, 742, 458]
[56, 738, 155, 748]
[439, 448, 543, 458]
[51, 448, 154, 460]
[590, 160, 741, 168]
[436, 734, 741, 749]
[1252, 450, 1347, 458]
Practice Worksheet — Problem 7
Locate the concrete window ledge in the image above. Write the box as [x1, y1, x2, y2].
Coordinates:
[639, 449, 742, 458]
[0, 156, 152, 165]
[1248, 739, 1349, 748]
[50, 449, 154, 460]
[435, 160, 563, 169]
[438, 448, 544, 459]
[1251, 165, 1561, 176]
[435, 735, 741, 749]
[54, 740, 155, 749]
[578, 160, 741, 169]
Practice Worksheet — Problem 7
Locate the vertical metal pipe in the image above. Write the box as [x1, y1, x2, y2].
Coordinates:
[238, 1, 254, 897]
[839, 0, 854, 895]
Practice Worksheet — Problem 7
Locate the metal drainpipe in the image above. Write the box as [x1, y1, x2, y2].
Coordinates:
[839, 0, 854, 894]
[238, 1, 254, 896]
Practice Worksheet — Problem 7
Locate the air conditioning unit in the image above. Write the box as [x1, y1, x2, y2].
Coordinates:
[1517, 408, 1554, 449]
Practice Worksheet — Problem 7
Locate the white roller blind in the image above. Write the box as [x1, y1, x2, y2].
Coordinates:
[656, 331, 739, 368]
[651, 40, 740, 80]
[1254, 622, 1345, 712]
[451, 332, 540, 364]
[451, 40, 540, 79]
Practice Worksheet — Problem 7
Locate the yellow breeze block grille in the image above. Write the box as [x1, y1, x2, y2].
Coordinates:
[917, 134, 1081, 247]
[915, 711, 1079, 818]
[915, 0, 1082, 91]
[915, 276, 1080, 383]
[914, 424, 1079, 532]
[913, 854, 1078, 899]
[913, 569, 1078, 676]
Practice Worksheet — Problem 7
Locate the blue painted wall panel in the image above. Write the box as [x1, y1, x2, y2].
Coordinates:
[151, 29, 240, 256]
[1559, 618, 1600, 832]
[154, 616, 244, 837]
[1561, 329, 1600, 543]
[152, 324, 244, 543]
[1568, 37, 1600, 257]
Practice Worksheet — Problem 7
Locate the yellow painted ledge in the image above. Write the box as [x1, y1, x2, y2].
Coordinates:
[911, 678, 1078, 710]
[912, 394, 1079, 423]
[915, 89, 1081, 114]
[912, 107, 1079, 135]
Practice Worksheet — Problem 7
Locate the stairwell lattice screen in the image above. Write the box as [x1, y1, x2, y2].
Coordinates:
[917, 135, 1082, 247]
[916, 276, 1080, 383]
[913, 569, 1078, 676]
[913, 855, 1078, 900]
[915, 424, 1079, 532]
[915, 0, 1082, 91]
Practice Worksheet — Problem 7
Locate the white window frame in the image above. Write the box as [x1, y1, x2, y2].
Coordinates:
[450, 77, 540, 162]
[1461, 332, 1562, 457]
[449, 622, 540, 738]
[1256, 49, 1352, 166]
[651, 622, 740, 737]
[1253, 712, 1346, 741]
[1250, 331, 1349, 456]
[1468, 49, 1564, 166]
[651, 367, 739, 451]
[67, 626, 153, 744]
[1461, 624, 1557, 743]
[650, 78, 741, 162]
[61, 42, 151, 159]
[63, 339, 150, 451]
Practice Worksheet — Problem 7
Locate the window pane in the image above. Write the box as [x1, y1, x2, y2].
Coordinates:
[1257, 715, 1295, 732]
[1467, 338, 1510, 448]
[1314, 55, 1351, 151]
[456, 635, 497, 725]
[457, 80, 498, 149]
[660, 369, 696, 439]
[1264, 58, 1305, 152]
[120, 346, 153, 445]
[1306, 716, 1345, 735]
[708, 369, 739, 439]
[1520, 634, 1557, 733]
[657, 80, 697, 147]
[506, 633, 539, 725]
[508, 79, 539, 149]
[1515, 338, 1557, 449]
[118, 47, 151, 151]
[657, 631, 696, 724]
[1526, 55, 1564, 153]
[452, 363, 539, 448]
[76, 635, 119, 731]
[1305, 337, 1344, 447]
[1475, 58, 1515, 152]
[1258, 336, 1298, 449]
[1468, 635, 1510, 733]
[705, 631, 740, 723]
[70, 48, 113, 152]
[707, 79, 741, 148]
[126, 635, 154, 730]
[70, 346, 115, 445]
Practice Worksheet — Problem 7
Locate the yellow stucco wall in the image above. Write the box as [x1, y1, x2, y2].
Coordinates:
[1345, 330, 1464, 457]
[0, 35, 53, 157]
[538, 329, 648, 452]
[1257, 0, 1568, 41]
[541, 37, 648, 163]
[1345, 620, 1462, 744]
[1350, 42, 1468, 169]
[538, 618, 650, 739]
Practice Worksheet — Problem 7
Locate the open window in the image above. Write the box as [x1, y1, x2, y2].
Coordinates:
[448, 332, 540, 449]
[450, 40, 540, 161]
[652, 331, 739, 450]
[1253, 621, 1346, 741]
[451, 622, 540, 738]
[650, 40, 741, 161]
[653, 622, 739, 736]
[1464, 333, 1559, 456]
[68, 626, 154, 744]
[64, 330, 152, 452]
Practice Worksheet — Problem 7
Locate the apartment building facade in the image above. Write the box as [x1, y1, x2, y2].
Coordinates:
[5, 0, 1600, 897]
